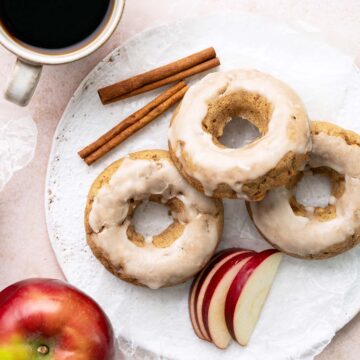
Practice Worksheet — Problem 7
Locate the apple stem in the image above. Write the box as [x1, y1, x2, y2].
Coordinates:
[37, 345, 49, 355]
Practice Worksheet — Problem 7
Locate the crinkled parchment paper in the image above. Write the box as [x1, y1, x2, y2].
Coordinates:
[0, 101, 37, 192]
[46, 13, 360, 360]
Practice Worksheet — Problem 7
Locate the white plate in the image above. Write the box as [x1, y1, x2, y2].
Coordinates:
[46, 13, 360, 360]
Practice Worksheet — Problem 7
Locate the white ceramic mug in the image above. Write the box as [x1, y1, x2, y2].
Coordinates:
[0, 0, 125, 106]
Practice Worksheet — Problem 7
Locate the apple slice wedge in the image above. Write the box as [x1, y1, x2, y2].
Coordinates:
[225, 249, 283, 346]
[189, 276, 205, 340]
[191, 249, 252, 341]
[202, 252, 254, 349]
[189, 249, 241, 340]
[189, 275, 206, 340]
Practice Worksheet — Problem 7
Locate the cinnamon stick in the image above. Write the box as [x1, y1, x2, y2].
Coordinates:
[78, 81, 187, 159]
[107, 58, 220, 103]
[98, 47, 216, 104]
[84, 84, 189, 165]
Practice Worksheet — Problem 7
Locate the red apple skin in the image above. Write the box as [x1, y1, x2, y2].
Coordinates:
[0, 279, 115, 360]
[202, 251, 254, 344]
[225, 249, 279, 339]
[189, 248, 248, 341]
[189, 274, 207, 340]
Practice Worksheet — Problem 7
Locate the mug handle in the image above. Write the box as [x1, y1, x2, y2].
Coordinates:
[4, 58, 42, 107]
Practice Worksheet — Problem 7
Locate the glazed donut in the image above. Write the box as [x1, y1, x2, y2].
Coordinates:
[168, 69, 311, 200]
[85, 150, 224, 289]
[248, 121, 360, 259]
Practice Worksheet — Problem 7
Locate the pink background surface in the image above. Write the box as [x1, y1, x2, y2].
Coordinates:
[1, 1, 360, 358]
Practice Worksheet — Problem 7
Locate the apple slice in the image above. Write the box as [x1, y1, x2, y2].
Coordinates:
[195, 250, 254, 342]
[189, 276, 205, 340]
[225, 249, 283, 346]
[189, 249, 236, 340]
[189, 248, 248, 341]
[202, 252, 254, 349]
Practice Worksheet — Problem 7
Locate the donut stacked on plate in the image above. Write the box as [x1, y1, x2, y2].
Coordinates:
[168, 70, 311, 200]
[85, 150, 224, 289]
[85, 69, 360, 289]
[247, 122, 360, 259]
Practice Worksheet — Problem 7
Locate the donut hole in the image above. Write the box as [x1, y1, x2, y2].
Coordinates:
[132, 201, 173, 237]
[202, 91, 272, 149]
[127, 197, 185, 248]
[290, 167, 345, 221]
[295, 172, 332, 208]
[219, 116, 260, 149]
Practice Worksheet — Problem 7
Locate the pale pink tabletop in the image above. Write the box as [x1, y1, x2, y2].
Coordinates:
[1, 1, 360, 359]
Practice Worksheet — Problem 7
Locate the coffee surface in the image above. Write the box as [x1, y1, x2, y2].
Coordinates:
[0, 0, 111, 50]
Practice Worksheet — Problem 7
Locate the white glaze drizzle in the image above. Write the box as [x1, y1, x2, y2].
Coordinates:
[310, 132, 360, 178]
[168, 70, 311, 197]
[88, 156, 222, 289]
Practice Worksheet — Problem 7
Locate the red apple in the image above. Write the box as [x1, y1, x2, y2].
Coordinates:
[193, 249, 253, 341]
[202, 251, 254, 349]
[189, 248, 246, 341]
[0, 279, 115, 360]
[225, 250, 282, 346]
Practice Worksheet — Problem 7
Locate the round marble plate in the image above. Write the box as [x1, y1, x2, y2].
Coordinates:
[45, 13, 360, 360]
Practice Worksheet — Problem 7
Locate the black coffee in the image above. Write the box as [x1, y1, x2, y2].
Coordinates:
[0, 0, 112, 50]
